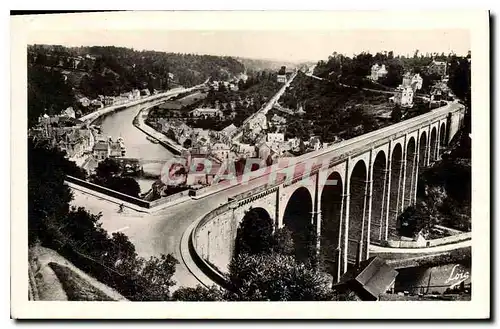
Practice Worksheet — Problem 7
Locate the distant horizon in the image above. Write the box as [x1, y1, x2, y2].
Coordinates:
[28, 41, 470, 65]
[27, 29, 470, 64]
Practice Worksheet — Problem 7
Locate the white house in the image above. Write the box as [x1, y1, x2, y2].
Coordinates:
[236, 143, 257, 158]
[277, 75, 287, 83]
[191, 108, 223, 118]
[132, 89, 141, 100]
[370, 64, 388, 81]
[393, 85, 414, 108]
[62, 107, 76, 119]
[267, 133, 285, 144]
[411, 73, 423, 91]
[211, 143, 231, 161]
[221, 123, 237, 137]
[308, 136, 322, 151]
[78, 97, 91, 107]
[392, 73, 421, 108]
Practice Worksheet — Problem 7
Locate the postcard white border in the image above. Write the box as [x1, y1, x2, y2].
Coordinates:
[10, 10, 490, 319]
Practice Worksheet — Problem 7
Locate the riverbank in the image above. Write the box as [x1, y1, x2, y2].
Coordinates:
[79, 81, 209, 127]
[133, 105, 186, 155]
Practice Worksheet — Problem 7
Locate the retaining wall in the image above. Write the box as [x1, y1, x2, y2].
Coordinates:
[66, 175, 191, 210]
[384, 232, 471, 249]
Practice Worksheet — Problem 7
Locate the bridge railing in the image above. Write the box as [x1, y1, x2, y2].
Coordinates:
[191, 102, 464, 201]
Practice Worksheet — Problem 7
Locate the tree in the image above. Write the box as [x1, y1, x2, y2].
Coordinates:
[28, 138, 181, 301]
[136, 254, 179, 300]
[227, 253, 334, 301]
[28, 66, 75, 128]
[391, 105, 403, 122]
[272, 227, 295, 256]
[379, 61, 404, 88]
[235, 208, 274, 257]
[448, 55, 471, 102]
[92, 158, 141, 198]
[172, 285, 225, 301]
[106, 176, 141, 198]
[28, 139, 87, 245]
[95, 158, 121, 179]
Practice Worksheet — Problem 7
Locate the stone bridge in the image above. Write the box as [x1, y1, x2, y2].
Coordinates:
[190, 102, 466, 284]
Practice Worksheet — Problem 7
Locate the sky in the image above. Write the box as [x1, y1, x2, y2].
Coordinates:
[24, 13, 471, 63]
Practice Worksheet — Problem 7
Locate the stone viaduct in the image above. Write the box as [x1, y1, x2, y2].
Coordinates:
[191, 102, 466, 283]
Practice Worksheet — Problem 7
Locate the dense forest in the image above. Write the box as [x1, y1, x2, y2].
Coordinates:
[27, 44, 246, 127]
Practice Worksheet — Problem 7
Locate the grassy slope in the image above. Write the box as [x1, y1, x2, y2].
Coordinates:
[49, 262, 115, 301]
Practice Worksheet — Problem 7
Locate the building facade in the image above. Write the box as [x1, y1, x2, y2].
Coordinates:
[370, 64, 388, 81]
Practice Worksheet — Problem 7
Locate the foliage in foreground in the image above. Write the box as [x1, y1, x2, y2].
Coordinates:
[28, 139, 178, 300]
[227, 253, 334, 301]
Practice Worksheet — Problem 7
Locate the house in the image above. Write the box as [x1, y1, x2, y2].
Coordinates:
[236, 143, 257, 158]
[121, 91, 134, 101]
[109, 137, 126, 157]
[271, 114, 287, 126]
[78, 97, 91, 107]
[267, 133, 285, 144]
[62, 107, 76, 119]
[308, 136, 322, 151]
[295, 104, 306, 115]
[393, 85, 414, 108]
[256, 141, 275, 161]
[57, 128, 93, 158]
[411, 73, 423, 91]
[90, 99, 104, 109]
[103, 96, 115, 106]
[168, 72, 174, 80]
[81, 155, 99, 175]
[190, 108, 223, 118]
[211, 143, 231, 161]
[430, 82, 452, 102]
[333, 257, 398, 301]
[132, 89, 141, 100]
[427, 60, 447, 77]
[370, 64, 388, 81]
[93, 141, 110, 160]
[221, 123, 237, 138]
[247, 113, 267, 132]
[287, 138, 301, 150]
[392, 73, 420, 108]
[229, 83, 238, 91]
[277, 74, 287, 83]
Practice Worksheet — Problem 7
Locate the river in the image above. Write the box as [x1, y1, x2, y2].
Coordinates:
[95, 103, 175, 193]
